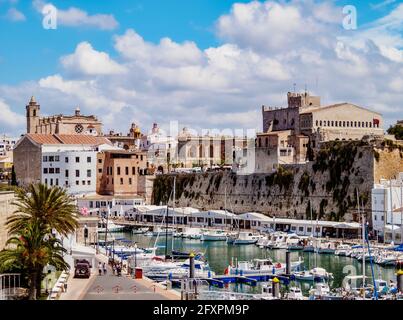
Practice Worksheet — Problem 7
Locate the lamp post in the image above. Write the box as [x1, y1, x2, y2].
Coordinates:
[134, 243, 138, 268]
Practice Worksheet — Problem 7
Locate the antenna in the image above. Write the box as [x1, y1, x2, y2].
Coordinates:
[293, 83, 296, 93]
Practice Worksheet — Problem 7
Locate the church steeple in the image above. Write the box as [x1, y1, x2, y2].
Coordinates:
[26, 96, 40, 134]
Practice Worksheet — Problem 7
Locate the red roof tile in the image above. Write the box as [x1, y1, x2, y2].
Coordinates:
[26, 134, 112, 146]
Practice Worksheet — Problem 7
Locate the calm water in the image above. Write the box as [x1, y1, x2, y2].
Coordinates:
[113, 231, 398, 294]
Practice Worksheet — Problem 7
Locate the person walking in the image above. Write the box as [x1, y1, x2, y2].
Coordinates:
[112, 263, 116, 276]
[103, 262, 107, 275]
[98, 262, 102, 276]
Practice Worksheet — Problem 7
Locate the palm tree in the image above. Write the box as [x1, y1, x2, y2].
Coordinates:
[1, 183, 78, 299]
[0, 221, 69, 299]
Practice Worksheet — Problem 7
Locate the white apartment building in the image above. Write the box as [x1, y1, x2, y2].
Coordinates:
[0, 135, 18, 156]
[41, 146, 99, 195]
[371, 173, 403, 244]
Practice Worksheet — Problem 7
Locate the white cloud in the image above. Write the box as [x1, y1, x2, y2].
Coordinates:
[60, 42, 126, 76]
[0, 99, 25, 128]
[6, 8, 26, 22]
[33, 0, 118, 30]
[1, 1, 402, 137]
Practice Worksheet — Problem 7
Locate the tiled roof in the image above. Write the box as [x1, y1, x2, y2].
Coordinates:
[26, 134, 112, 146]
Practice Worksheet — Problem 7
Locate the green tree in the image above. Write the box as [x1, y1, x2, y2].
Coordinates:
[0, 183, 78, 299]
[387, 124, 403, 140]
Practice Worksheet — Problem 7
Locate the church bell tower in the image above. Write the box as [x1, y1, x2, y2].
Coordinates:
[26, 96, 40, 134]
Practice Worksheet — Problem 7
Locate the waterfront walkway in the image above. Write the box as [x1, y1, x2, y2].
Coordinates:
[59, 253, 180, 300]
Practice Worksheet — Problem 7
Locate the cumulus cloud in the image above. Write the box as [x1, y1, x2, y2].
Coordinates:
[33, 0, 118, 30]
[0, 99, 25, 129]
[6, 7, 26, 21]
[61, 42, 126, 76]
[1, 0, 402, 137]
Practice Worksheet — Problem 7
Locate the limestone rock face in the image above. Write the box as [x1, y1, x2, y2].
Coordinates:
[152, 141, 403, 223]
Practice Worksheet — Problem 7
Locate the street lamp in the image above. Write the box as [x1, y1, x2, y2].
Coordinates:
[134, 243, 138, 268]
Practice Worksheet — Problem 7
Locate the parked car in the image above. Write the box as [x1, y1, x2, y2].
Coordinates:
[74, 259, 91, 278]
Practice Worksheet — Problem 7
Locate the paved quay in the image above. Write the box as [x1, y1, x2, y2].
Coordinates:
[59, 254, 180, 300]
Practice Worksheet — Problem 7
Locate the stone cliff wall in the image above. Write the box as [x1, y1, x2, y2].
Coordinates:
[153, 140, 403, 223]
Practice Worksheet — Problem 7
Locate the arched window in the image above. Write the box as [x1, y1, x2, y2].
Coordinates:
[33, 110, 36, 117]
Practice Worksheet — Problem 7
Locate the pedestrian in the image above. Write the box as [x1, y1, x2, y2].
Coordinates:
[103, 262, 107, 275]
[112, 263, 116, 275]
[98, 262, 102, 276]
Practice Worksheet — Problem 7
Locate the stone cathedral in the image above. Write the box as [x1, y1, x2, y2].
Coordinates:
[25, 96, 103, 135]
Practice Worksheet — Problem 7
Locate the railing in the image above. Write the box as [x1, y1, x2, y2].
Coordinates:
[0, 274, 21, 300]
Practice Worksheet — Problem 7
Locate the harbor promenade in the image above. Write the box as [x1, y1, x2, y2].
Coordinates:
[59, 254, 180, 300]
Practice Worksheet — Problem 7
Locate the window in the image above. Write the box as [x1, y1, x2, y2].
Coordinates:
[129, 178, 132, 185]
[43, 168, 48, 174]
[55, 179, 59, 186]
[343, 121, 345, 127]
[87, 180, 91, 185]
[358, 122, 361, 127]
[87, 156, 91, 163]
[76, 181, 79, 185]
[55, 168, 60, 174]
[65, 157, 69, 163]
[75, 157, 80, 163]
[339, 121, 342, 127]
[89, 201, 93, 208]
[125, 167, 129, 175]
[98, 159, 102, 164]
[307, 227, 312, 233]
[120, 178, 123, 185]
[140, 155, 143, 161]
[291, 226, 296, 231]
[381, 216, 384, 221]
[82, 181, 85, 185]
[369, 122, 372, 128]
[316, 120, 318, 126]
[76, 170, 80, 177]
[374, 215, 377, 221]
[49, 168, 55, 174]
[87, 169, 91, 178]
[319, 120, 322, 126]
[132, 167, 135, 175]
[65, 181, 68, 187]
[354, 121, 357, 127]
[117, 167, 121, 175]
[299, 227, 304, 232]
[346, 121, 349, 127]
[45, 178, 48, 185]
[98, 169, 102, 173]
[55, 156, 59, 162]
[50, 178, 53, 186]
[335, 121, 338, 127]
[331, 121, 334, 126]
[65, 170, 69, 178]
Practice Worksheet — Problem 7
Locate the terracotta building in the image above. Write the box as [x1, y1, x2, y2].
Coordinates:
[26, 96, 102, 135]
[96, 150, 149, 196]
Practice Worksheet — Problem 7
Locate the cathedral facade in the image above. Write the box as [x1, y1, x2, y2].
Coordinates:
[26, 96, 102, 135]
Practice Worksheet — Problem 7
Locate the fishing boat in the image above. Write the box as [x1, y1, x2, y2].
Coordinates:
[97, 220, 125, 233]
[200, 229, 228, 241]
[334, 244, 352, 256]
[293, 267, 333, 282]
[227, 232, 260, 245]
[132, 227, 149, 234]
[226, 258, 303, 275]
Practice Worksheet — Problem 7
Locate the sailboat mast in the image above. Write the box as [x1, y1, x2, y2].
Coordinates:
[172, 176, 176, 257]
[390, 179, 394, 245]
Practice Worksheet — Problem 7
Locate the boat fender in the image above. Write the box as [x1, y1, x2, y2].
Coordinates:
[275, 263, 282, 268]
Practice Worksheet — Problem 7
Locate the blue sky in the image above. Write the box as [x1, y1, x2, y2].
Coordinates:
[0, 0, 402, 135]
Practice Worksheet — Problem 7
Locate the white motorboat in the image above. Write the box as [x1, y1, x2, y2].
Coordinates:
[253, 281, 280, 300]
[286, 287, 307, 300]
[182, 227, 203, 239]
[97, 220, 125, 233]
[226, 258, 303, 275]
[152, 226, 175, 236]
[316, 242, 336, 254]
[334, 244, 352, 256]
[227, 232, 260, 245]
[376, 252, 397, 266]
[286, 234, 305, 251]
[269, 232, 288, 249]
[132, 227, 149, 234]
[293, 267, 333, 282]
[256, 235, 269, 248]
[201, 229, 228, 241]
[309, 282, 331, 299]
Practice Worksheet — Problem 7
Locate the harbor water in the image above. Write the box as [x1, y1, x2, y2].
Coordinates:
[113, 231, 397, 294]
